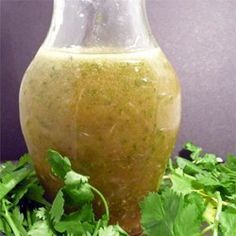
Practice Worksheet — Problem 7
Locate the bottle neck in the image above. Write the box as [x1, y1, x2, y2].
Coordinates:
[43, 0, 157, 51]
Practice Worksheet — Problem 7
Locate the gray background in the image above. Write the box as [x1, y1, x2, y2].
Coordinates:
[1, 0, 236, 161]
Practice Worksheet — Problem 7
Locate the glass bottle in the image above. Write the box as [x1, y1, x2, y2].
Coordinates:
[19, 0, 181, 234]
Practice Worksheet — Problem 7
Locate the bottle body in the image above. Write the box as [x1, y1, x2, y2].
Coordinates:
[20, 46, 180, 233]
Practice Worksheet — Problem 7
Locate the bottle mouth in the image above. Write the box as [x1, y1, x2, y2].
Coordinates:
[44, 0, 156, 50]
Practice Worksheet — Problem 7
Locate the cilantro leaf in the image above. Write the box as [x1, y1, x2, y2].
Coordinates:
[176, 157, 202, 175]
[140, 189, 202, 236]
[140, 192, 164, 235]
[140, 190, 181, 236]
[0, 166, 33, 200]
[98, 225, 129, 236]
[185, 192, 205, 217]
[63, 183, 94, 206]
[16, 154, 32, 168]
[184, 142, 202, 160]
[28, 220, 54, 236]
[66, 204, 95, 222]
[195, 153, 218, 171]
[220, 208, 236, 236]
[55, 220, 94, 235]
[225, 154, 236, 171]
[170, 169, 194, 195]
[47, 149, 71, 179]
[35, 208, 47, 220]
[0, 161, 17, 176]
[174, 202, 202, 236]
[49, 189, 64, 223]
[28, 208, 54, 236]
[26, 182, 51, 207]
[64, 170, 89, 186]
[11, 207, 28, 235]
[195, 172, 221, 187]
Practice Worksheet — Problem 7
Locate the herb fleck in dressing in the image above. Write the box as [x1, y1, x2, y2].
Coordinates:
[19, 47, 181, 232]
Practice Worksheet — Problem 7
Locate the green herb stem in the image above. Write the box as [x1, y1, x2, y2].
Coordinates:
[1, 204, 20, 236]
[89, 185, 110, 223]
[2, 218, 12, 236]
[195, 189, 236, 210]
[201, 224, 215, 234]
[92, 219, 101, 236]
[168, 159, 174, 172]
[163, 175, 171, 180]
[213, 192, 222, 236]
[26, 209, 32, 228]
[195, 190, 218, 203]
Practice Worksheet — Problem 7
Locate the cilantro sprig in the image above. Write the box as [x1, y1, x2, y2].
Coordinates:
[140, 142, 236, 236]
[0, 150, 128, 236]
[0, 142, 235, 236]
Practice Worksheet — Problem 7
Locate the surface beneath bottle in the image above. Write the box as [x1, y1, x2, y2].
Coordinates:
[20, 47, 181, 233]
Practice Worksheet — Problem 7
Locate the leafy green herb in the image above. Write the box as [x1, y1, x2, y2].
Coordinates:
[0, 150, 127, 235]
[1, 142, 235, 235]
[140, 142, 236, 236]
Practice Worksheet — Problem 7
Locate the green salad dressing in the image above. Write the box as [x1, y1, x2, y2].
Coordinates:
[20, 47, 181, 232]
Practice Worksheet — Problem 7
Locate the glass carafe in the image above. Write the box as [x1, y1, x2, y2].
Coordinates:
[19, 0, 181, 234]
